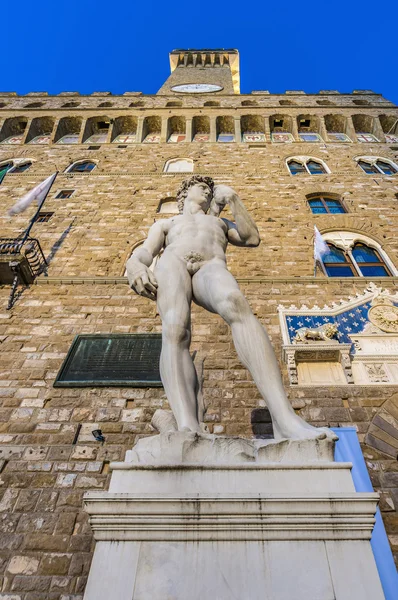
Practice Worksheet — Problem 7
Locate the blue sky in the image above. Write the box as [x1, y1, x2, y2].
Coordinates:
[5, 0, 398, 103]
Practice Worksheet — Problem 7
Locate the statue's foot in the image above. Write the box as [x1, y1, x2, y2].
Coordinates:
[273, 417, 338, 442]
[180, 424, 202, 434]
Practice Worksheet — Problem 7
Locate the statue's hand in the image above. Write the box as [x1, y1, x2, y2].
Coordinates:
[213, 184, 237, 205]
[127, 260, 158, 301]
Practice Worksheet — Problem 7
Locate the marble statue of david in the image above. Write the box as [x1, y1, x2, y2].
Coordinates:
[126, 176, 336, 441]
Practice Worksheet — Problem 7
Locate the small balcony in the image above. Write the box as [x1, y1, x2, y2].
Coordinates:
[0, 237, 47, 308]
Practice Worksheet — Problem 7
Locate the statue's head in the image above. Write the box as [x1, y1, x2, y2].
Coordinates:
[176, 176, 214, 214]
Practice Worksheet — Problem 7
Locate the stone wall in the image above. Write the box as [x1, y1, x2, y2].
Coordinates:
[0, 90, 397, 598]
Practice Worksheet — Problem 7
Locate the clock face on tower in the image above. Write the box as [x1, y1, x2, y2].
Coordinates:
[171, 84, 223, 94]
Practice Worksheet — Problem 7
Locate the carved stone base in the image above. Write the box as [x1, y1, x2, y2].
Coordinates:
[125, 429, 335, 465]
[83, 427, 384, 600]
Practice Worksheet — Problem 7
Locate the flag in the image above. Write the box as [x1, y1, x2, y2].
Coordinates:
[314, 226, 329, 276]
[314, 226, 329, 262]
[8, 173, 57, 216]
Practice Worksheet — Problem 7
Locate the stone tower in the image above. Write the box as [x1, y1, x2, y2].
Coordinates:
[157, 49, 240, 95]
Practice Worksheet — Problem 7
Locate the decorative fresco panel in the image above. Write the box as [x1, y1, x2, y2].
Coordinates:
[143, 133, 161, 143]
[328, 133, 351, 142]
[167, 133, 186, 143]
[0, 135, 23, 144]
[242, 132, 266, 143]
[28, 134, 51, 144]
[298, 133, 323, 142]
[193, 133, 210, 142]
[84, 133, 108, 144]
[271, 133, 294, 143]
[112, 134, 136, 144]
[217, 134, 235, 143]
[357, 133, 379, 143]
[57, 134, 79, 144]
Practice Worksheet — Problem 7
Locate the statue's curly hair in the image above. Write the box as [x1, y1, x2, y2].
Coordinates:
[176, 175, 214, 214]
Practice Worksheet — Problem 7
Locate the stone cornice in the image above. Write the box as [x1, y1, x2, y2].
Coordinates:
[34, 276, 398, 286]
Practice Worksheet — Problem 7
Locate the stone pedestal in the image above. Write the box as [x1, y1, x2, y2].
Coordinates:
[83, 433, 385, 600]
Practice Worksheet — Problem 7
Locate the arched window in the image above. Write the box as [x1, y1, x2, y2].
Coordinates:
[307, 160, 326, 174]
[9, 161, 32, 173]
[0, 162, 13, 180]
[66, 160, 96, 173]
[287, 156, 329, 175]
[357, 157, 397, 176]
[307, 195, 346, 214]
[322, 244, 356, 277]
[321, 231, 395, 277]
[351, 243, 390, 276]
[0, 160, 32, 177]
[288, 160, 306, 175]
[163, 158, 193, 173]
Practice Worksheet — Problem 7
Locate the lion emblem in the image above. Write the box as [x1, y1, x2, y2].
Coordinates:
[293, 322, 339, 344]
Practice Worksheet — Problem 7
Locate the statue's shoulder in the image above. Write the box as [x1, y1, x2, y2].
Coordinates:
[155, 215, 182, 233]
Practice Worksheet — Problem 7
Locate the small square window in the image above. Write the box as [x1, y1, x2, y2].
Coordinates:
[56, 190, 74, 199]
[36, 212, 54, 223]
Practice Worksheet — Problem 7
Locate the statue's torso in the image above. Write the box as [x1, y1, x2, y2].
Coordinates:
[162, 214, 228, 265]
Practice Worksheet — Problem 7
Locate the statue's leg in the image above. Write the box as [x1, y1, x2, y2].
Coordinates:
[155, 255, 200, 433]
[193, 263, 337, 441]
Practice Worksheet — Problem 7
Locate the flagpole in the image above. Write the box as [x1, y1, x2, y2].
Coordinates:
[20, 172, 58, 243]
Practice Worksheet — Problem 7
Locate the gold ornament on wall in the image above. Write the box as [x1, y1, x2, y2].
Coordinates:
[368, 296, 398, 333]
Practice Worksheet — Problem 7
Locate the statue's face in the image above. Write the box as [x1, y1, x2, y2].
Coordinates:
[186, 183, 212, 213]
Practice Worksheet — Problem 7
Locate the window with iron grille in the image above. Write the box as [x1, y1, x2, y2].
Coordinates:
[36, 212, 54, 223]
[56, 190, 74, 199]
[54, 334, 163, 387]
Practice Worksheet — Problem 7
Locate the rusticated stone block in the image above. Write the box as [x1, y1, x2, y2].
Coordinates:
[39, 554, 71, 576]
[22, 534, 69, 553]
[11, 576, 51, 592]
[7, 556, 39, 575]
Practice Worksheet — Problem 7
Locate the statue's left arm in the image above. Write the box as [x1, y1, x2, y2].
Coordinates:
[213, 185, 260, 247]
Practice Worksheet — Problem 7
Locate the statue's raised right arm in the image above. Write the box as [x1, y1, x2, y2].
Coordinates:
[212, 185, 260, 247]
